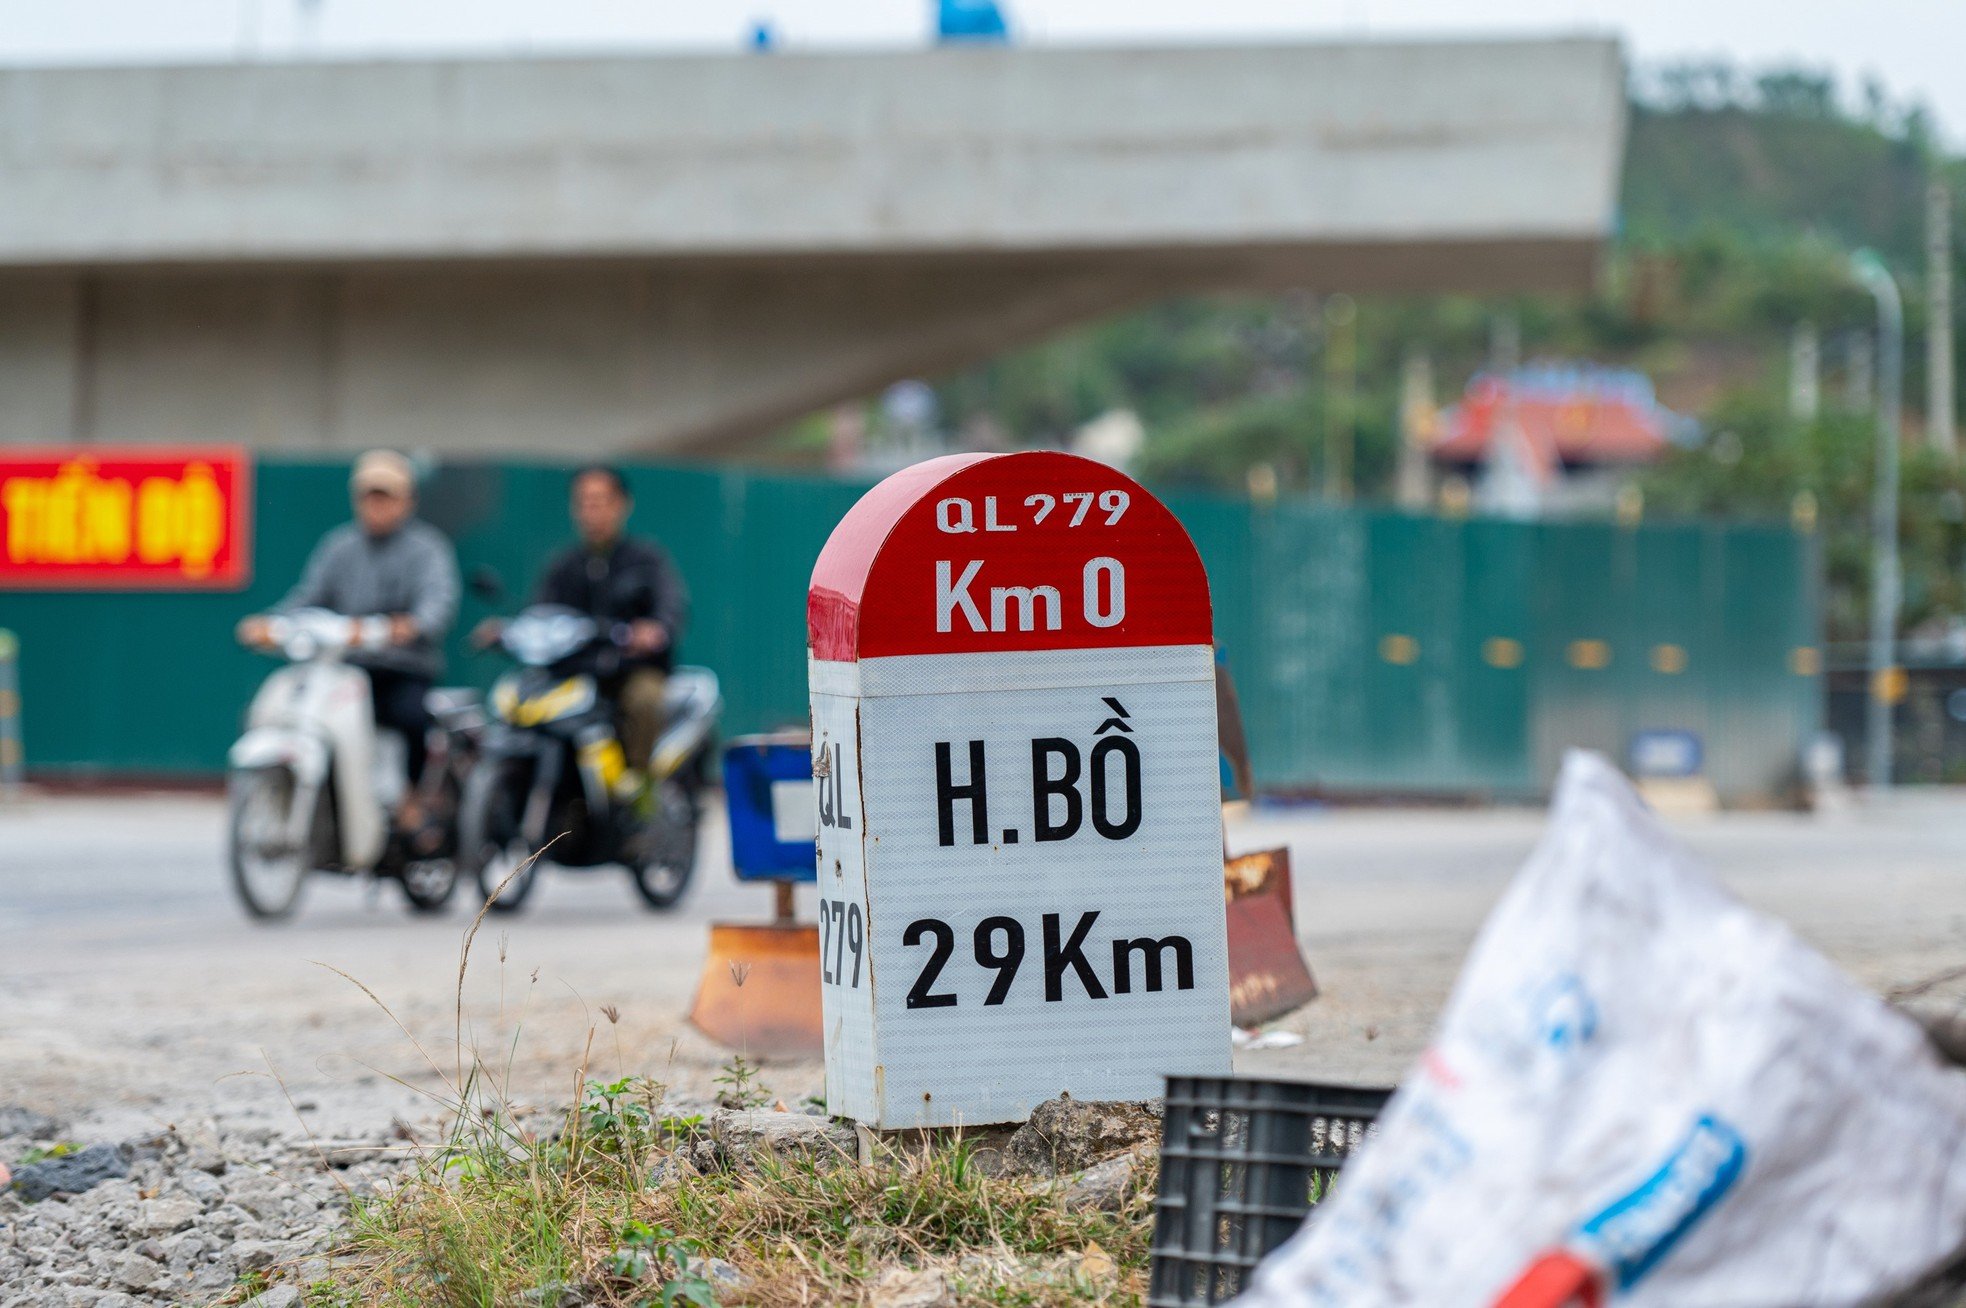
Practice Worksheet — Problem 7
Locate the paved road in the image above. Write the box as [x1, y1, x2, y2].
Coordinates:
[3, 788, 1963, 1141]
[1, 792, 791, 1140]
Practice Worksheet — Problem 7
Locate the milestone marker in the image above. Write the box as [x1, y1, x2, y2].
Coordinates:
[808, 451, 1232, 1128]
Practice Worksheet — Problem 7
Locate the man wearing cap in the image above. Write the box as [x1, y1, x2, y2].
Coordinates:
[237, 451, 461, 802]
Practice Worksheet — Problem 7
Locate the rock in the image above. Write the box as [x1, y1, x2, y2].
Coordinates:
[1001, 1095, 1161, 1177]
[11, 1144, 129, 1202]
[1059, 1152, 1141, 1212]
[0, 1105, 60, 1139]
[111, 1251, 163, 1290]
[189, 1263, 239, 1297]
[160, 1229, 209, 1269]
[870, 1266, 953, 1308]
[177, 1124, 226, 1175]
[226, 1174, 289, 1222]
[700, 1256, 746, 1288]
[0, 1116, 404, 1305]
[132, 1196, 200, 1236]
[202, 1201, 259, 1238]
[646, 1153, 697, 1187]
[243, 1287, 302, 1308]
[121, 1132, 172, 1164]
[72, 1176, 139, 1214]
[234, 1238, 301, 1273]
[173, 1169, 224, 1205]
[708, 1109, 856, 1168]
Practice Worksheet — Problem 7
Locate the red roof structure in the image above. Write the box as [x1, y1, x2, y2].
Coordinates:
[1432, 366, 1688, 473]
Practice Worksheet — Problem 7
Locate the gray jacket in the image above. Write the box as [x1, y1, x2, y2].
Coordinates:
[278, 520, 460, 678]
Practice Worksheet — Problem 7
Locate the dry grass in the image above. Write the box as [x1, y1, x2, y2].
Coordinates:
[654, 1139, 1153, 1306]
[313, 865, 1153, 1307]
[327, 1076, 1153, 1307]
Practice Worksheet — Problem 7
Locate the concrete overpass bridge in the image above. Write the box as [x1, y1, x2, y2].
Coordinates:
[0, 38, 1625, 455]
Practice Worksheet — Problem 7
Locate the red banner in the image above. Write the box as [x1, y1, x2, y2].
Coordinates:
[0, 447, 252, 590]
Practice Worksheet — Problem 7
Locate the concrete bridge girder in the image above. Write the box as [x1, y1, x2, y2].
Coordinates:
[0, 257, 1160, 451]
[0, 40, 1626, 453]
[0, 240, 1593, 454]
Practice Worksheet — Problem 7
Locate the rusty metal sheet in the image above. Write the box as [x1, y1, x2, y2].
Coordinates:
[1225, 847, 1318, 1026]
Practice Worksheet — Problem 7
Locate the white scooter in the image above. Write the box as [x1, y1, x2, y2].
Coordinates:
[227, 608, 476, 919]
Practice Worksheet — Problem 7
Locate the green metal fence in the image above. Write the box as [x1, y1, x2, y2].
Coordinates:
[0, 456, 1820, 801]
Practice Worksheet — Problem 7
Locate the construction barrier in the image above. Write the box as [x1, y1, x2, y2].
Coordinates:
[3, 457, 1820, 802]
[0, 629, 20, 798]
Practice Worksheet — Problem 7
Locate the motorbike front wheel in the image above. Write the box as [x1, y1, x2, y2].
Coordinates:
[459, 763, 540, 914]
[628, 780, 699, 910]
[398, 770, 463, 914]
[227, 767, 316, 921]
[398, 859, 460, 914]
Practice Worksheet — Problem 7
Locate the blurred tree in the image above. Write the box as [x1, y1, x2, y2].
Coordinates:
[751, 57, 1966, 630]
[1643, 392, 1966, 641]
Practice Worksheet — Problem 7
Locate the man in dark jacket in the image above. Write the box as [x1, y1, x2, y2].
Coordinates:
[238, 450, 460, 790]
[532, 466, 689, 782]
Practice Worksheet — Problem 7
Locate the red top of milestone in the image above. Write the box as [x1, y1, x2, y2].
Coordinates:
[808, 451, 1212, 661]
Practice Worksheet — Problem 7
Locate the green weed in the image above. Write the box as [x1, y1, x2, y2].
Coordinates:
[712, 1056, 771, 1112]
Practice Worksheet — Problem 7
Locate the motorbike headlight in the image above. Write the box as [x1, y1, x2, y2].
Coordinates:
[491, 679, 520, 723]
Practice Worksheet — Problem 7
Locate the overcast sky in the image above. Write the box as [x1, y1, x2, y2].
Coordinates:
[4, 0, 1960, 144]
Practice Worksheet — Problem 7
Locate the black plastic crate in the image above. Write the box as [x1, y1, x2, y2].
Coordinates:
[1148, 1075, 1394, 1307]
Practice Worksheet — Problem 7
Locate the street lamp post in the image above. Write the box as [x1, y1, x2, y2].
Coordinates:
[1853, 250, 1904, 789]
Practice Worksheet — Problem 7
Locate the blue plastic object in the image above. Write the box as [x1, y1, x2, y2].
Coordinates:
[1628, 728, 1704, 779]
[938, 0, 1009, 43]
[722, 733, 819, 882]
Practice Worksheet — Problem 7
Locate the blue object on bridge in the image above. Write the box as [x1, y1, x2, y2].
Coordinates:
[722, 733, 819, 882]
[938, 0, 1009, 43]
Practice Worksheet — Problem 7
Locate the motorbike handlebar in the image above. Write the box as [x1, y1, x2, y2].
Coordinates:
[247, 610, 393, 660]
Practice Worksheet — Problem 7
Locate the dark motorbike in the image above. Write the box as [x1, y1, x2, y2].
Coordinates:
[460, 604, 720, 913]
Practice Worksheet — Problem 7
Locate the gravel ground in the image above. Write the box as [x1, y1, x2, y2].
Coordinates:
[0, 1106, 400, 1308]
[3, 785, 1964, 1304]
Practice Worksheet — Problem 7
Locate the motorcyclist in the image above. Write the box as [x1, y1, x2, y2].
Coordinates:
[236, 450, 461, 811]
[509, 465, 689, 798]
